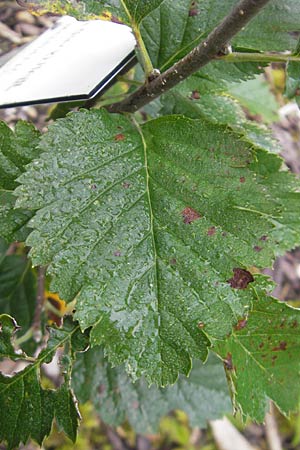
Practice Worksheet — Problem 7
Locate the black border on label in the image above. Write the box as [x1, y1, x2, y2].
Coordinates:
[0, 51, 137, 109]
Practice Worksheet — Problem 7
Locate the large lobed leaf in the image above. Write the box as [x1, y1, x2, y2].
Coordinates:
[0, 121, 40, 242]
[0, 316, 88, 449]
[14, 109, 300, 390]
[73, 347, 231, 431]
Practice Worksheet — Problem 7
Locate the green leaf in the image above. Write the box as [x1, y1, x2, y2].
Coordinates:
[215, 285, 300, 421]
[285, 61, 300, 104]
[15, 110, 300, 385]
[160, 76, 279, 153]
[0, 121, 40, 242]
[0, 320, 88, 449]
[121, 0, 164, 24]
[141, 0, 300, 70]
[0, 314, 20, 359]
[73, 346, 231, 432]
[228, 75, 279, 124]
[0, 254, 36, 344]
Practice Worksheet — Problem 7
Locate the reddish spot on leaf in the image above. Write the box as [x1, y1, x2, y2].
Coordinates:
[224, 353, 233, 370]
[235, 318, 248, 330]
[181, 207, 201, 224]
[260, 235, 268, 241]
[114, 133, 125, 141]
[272, 341, 287, 351]
[114, 250, 122, 257]
[98, 384, 106, 394]
[253, 246, 262, 252]
[122, 182, 130, 189]
[170, 258, 177, 266]
[191, 90, 200, 99]
[189, 7, 198, 16]
[111, 15, 123, 24]
[197, 322, 205, 329]
[207, 226, 216, 236]
[228, 268, 254, 289]
[132, 401, 139, 409]
[240, 176, 245, 183]
[90, 184, 97, 190]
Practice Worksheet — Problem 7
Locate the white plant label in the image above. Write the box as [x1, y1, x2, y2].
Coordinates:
[0, 16, 136, 108]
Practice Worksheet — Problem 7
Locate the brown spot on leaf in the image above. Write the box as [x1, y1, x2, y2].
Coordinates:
[272, 341, 287, 351]
[292, 320, 298, 328]
[122, 182, 130, 189]
[207, 226, 216, 236]
[228, 268, 254, 289]
[235, 318, 248, 330]
[114, 133, 125, 141]
[191, 90, 200, 99]
[132, 401, 139, 409]
[90, 184, 97, 190]
[253, 246, 262, 252]
[260, 235, 268, 241]
[240, 176, 245, 183]
[259, 342, 264, 349]
[170, 258, 177, 266]
[111, 15, 123, 24]
[98, 384, 106, 394]
[189, 7, 198, 16]
[114, 250, 122, 257]
[181, 207, 201, 224]
[197, 322, 205, 329]
[224, 353, 233, 370]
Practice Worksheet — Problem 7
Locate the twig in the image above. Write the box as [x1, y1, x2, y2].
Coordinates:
[219, 51, 300, 64]
[265, 403, 283, 450]
[108, 0, 271, 113]
[103, 425, 132, 450]
[5, 242, 18, 256]
[32, 266, 46, 342]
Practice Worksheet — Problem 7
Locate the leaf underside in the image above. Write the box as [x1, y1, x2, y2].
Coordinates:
[73, 347, 231, 432]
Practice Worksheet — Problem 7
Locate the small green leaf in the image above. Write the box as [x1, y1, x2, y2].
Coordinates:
[0, 254, 36, 346]
[215, 286, 300, 421]
[0, 121, 40, 242]
[285, 61, 300, 103]
[228, 75, 279, 124]
[160, 72, 279, 153]
[0, 321, 88, 449]
[73, 346, 231, 432]
[15, 109, 300, 386]
[0, 314, 20, 359]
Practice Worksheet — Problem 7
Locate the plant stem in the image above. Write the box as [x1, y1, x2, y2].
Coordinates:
[119, 0, 153, 76]
[15, 327, 33, 346]
[108, 0, 272, 113]
[32, 266, 46, 342]
[132, 23, 154, 76]
[219, 51, 300, 63]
